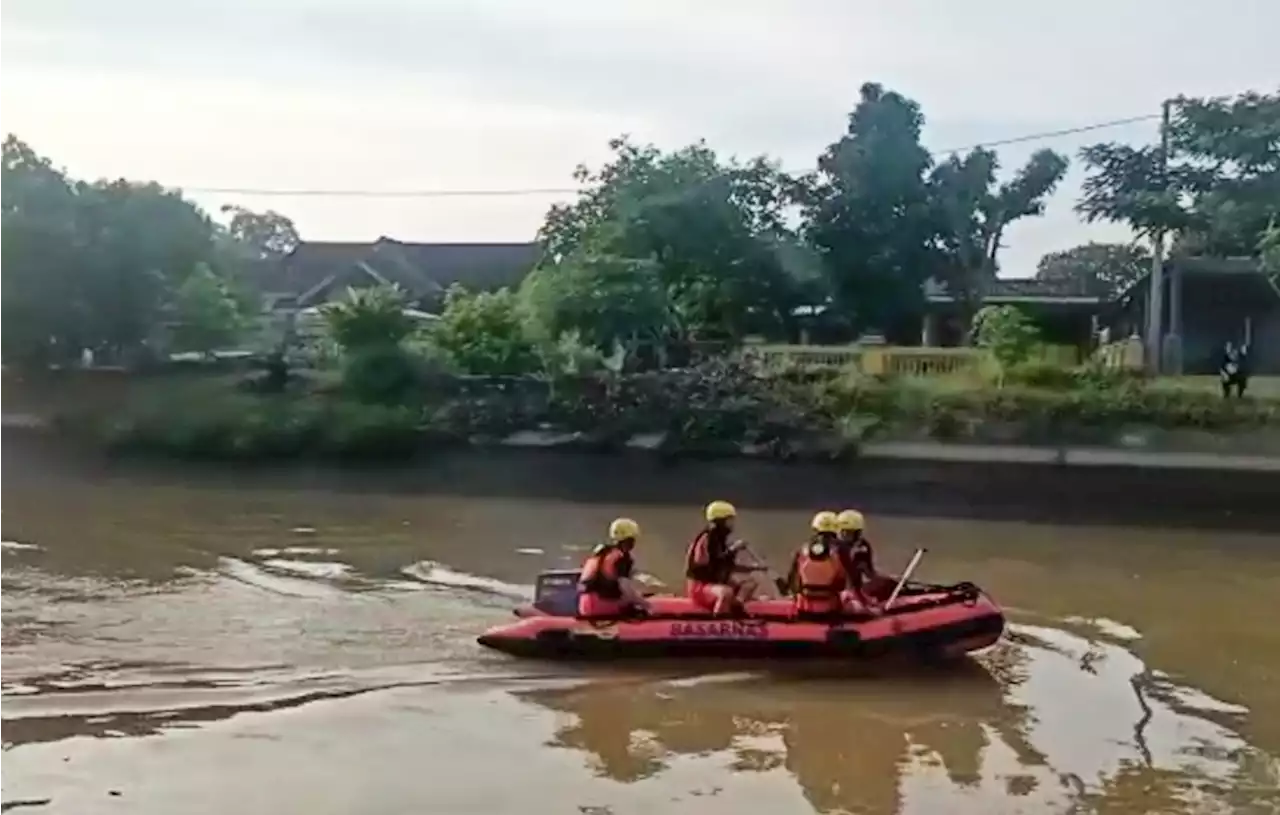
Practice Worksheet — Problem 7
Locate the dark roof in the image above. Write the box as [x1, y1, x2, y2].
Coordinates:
[262, 238, 542, 301]
[262, 242, 373, 296]
[1169, 255, 1262, 275]
[381, 239, 542, 291]
[924, 276, 1101, 302]
[1114, 255, 1266, 302]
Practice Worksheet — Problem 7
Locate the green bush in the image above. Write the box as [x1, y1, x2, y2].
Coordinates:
[322, 284, 416, 350]
[1002, 360, 1079, 389]
[1003, 359, 1146, 391]
[85, 388, 427, 461]
[429, 285, 539, 375]
[341, 345, 420, 405]
[315, 401, 420, 460]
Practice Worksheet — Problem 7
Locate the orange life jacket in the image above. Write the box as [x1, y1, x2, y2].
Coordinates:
[579, 544, 626, 600]
[795, 538, 846, 611]
[685, 526, 734, 584]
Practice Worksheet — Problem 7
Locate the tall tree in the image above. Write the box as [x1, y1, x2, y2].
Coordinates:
[928, 147, 1070, 330]
[801, 83, 937, 338]
[2, 134, 252, 366]
[1, 135, 85, 366]
[537, 137, 810, 344]
[1077, 89, 1280, 256]
[1035, 242, 1151, 297]
[73, 178, 222, 357]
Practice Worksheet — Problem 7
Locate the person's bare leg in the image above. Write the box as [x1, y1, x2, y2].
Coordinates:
[711, 585, 735, 615]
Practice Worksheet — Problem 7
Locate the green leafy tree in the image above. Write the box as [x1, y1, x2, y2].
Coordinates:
[800, 83, 937, 337]
[74, 179, 223, 358]
[972, 304, 1042, 369]
[1, 135, 85, 366]
[538, 136, 809, 344]
[170, 262, 245, 355]
[929, 148, 1069, 333]
[429, 285, 538, 375]
[222, 205, 301, 260]
[1077, 90, 1280, 256]
[1035, 242, 1151, 297]
[2, 135, 235, 366]
[535, 330, 605, 379]
[520, 240, 673, 353]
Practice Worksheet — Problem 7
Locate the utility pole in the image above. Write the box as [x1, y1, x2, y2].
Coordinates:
[1145, 99, 1173, 375]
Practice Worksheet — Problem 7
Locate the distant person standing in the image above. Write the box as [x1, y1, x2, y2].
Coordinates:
[1219, 342, 1250, 399]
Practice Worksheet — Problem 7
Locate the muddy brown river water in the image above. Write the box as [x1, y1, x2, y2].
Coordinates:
[3, 439, 1280, 814]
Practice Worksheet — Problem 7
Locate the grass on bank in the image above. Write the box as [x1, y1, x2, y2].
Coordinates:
[50, 358, 1280, 463]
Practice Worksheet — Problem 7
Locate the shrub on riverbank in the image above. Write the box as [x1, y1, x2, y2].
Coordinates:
[50, 358, 1280, 462]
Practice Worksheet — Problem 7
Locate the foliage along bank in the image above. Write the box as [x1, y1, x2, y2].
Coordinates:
[54, 359, 1280, 464]
[48, 281, 1280, 463]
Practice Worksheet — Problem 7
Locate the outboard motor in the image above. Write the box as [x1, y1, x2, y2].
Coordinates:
[533, 570, 581, 616]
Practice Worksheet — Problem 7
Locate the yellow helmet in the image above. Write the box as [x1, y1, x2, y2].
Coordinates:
[608, 517, 640, 542]
[810, 511, 839, 534]
[836, 509, 865, 532]
[705, 501, 737, 523]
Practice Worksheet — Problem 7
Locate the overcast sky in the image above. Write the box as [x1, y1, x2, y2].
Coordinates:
[3, 0, 1277, 276]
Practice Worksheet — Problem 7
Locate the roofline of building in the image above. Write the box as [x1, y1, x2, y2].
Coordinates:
[925, 294, 1102, 305]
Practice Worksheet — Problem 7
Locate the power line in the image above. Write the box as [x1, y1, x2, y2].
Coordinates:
[192, 185, 582, 198]
[931, 111, 1162, 154]
[179, 112, 1163, 199]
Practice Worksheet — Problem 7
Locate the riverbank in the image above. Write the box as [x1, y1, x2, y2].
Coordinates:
[14, 361, 1280, 473]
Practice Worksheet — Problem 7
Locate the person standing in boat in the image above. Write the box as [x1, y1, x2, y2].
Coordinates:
[686, 501, 760, 616]
[578, 518, 651, 618]
[785, 512, 849, 617]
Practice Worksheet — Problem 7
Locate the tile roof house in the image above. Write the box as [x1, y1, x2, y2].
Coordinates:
[262, 238, 542, 311]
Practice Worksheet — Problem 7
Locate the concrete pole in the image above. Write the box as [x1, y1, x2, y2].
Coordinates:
[1145, 100, 1173, 375]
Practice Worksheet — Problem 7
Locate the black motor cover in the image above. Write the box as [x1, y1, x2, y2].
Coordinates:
[533, 570, 580, 616]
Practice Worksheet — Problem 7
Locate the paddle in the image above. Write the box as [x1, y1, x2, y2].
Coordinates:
[733, 541, 790, 597]
[882, 548, 927, 612]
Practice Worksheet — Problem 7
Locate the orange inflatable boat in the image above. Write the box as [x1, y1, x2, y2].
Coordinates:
[477, 570, 1005, 661]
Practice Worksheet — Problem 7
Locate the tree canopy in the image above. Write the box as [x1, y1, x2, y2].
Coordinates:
[929, 147, 1069, 329]
[1, 135, 295, 367]
[4, 83, 1273, 370]
[533, 136, 816, 347]
[1036, 242, 1151, 298]
[1077, 89, 1280, 256]
[800, 83, 937, 337]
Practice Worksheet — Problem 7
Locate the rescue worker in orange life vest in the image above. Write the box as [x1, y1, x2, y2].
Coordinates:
[686, 501, 760, 616]
[785, 511, 849, 617]
[835, 509, 888, 606]
[577, 518, 651, 618]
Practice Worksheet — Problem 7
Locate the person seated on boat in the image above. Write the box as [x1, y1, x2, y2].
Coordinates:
[835, 509, 892, 604]
[578, 517, 651, 618]
[686, 500, 759, 616]
[785, 511, 849, 618]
